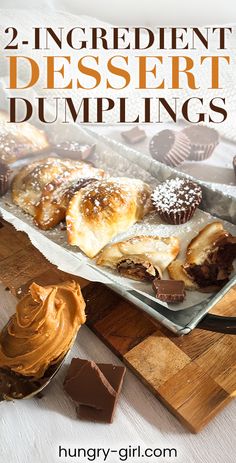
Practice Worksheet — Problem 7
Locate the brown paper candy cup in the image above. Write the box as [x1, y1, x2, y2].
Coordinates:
[149, 129, 191, 167]
[182, 126, 219, 161]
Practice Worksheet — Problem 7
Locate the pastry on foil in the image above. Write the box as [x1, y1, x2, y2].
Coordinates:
[12, 156, 105, 229]
[0, 111, 49, 164]
[66, 178, 152, 258]
[169, 222, 236, 291]
[96, 235, 180, 281]
[168, 259, 199, 290]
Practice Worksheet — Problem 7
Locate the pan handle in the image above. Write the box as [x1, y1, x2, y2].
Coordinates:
[198, 313, 236, 334]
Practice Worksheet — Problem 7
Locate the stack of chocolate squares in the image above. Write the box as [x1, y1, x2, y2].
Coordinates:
[64, 358, 126, 423]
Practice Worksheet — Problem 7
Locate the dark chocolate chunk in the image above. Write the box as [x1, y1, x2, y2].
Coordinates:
[121, 126, 146, 144]
[64, 359, 116, 409]
[185, 234, 236, 290]
[64, 358, 126, 423]
[54, 141, 96, 161]
[78, 363, 126, 423]
[117, 260, 157, 281]
[153, 279, 186, 303]
[185, 263, 229, 289]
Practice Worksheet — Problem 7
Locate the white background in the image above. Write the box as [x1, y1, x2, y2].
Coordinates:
[1, 0, 236, 25]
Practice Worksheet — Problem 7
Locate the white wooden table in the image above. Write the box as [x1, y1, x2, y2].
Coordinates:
[0, 283, 236, 463]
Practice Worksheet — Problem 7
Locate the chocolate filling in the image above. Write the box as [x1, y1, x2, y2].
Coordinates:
[117, 260, 158, 281]
[209, 236, 236, 266]
[66, 177, 98, 200]
[186, 263, 230, 288]
[185, 235, 236, 289]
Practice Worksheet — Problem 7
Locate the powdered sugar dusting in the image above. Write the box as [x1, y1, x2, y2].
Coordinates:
[0, 119, 48, 163]
[151, 177, 202, 213]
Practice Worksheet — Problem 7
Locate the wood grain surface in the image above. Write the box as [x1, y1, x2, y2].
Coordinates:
[0, 218, 235, 433]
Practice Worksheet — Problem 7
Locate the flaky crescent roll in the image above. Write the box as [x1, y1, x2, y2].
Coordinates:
[12, 157, 105, 229]
[169, 222, 236, 291]
[184, 221, 236, 290]
[168, 260, 198, 290]
[66, 178, 152, 258]
[96, 235, 180, 281]
[0, 111, 49, 163]
[185, 222, 229, 265]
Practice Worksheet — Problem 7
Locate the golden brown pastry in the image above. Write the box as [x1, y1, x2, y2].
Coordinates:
[168, 222, 236, 291]
[185, 222, 230, 265]
[96, 235, 180, 281]
[168, 260, 198, 290]
[12, 157, 105, 229]
[0, 281, 86, 378]
[184, 222, 236, 290]
[66, 178, 152, 258]
[0, 111, 49, 163]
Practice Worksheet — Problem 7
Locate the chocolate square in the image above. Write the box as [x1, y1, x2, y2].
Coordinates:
[153, 279, 185, 303]
[64, 359, 115, 409]
[78, 364, 125, 423]
[64, 358, 126, 423]
[121, 126, 146, 144]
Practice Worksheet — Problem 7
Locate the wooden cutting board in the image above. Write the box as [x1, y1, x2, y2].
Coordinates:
[0, 218, 235, 433]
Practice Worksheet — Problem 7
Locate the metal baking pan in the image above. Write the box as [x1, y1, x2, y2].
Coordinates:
[0, 122, 235, 336]
[84, 127, 236, 336]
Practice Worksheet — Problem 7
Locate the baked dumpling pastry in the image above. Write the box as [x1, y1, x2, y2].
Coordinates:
[184, 222, 236, 290]
[96, 235, 180, 281]
[169, 222, 236, 291]
[168, 260, 198, 290]
[0, 111, 49, 163]
[12, 157, 105, 229]
[66, 178, 152, 258]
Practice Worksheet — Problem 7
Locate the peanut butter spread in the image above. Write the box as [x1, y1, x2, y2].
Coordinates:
[0, 281, 86, 378]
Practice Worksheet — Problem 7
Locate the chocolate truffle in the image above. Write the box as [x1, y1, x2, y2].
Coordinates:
[151, 177, 202, 224]
[54, 141, 96, 161]
[149, 129, 190, 167]
[0, 160, 10, 197]
[182, 126, 219, 161]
